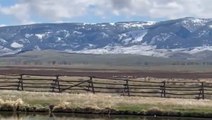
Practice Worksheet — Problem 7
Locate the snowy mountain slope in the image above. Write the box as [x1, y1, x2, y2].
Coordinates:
[1, 17, 212, 59]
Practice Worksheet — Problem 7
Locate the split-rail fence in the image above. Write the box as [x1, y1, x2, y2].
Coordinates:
[0, 74, 212, 99]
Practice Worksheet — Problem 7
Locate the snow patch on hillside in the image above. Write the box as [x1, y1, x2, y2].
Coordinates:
[0, 39, 7, 44]
[35, 34, 46, 39]
[10, 42, 23, 48]
[122, 21, 156, 29]
[34, 45, 41, 50]
[65, 44, 169, 57]
[25, 34, 33, 38]
[191, 18, 208, 24]
[0, 46, 10, 52]
[150, 32, 175, 44]
[118, 33, 127, 40]
[131, 31, 147, 43]
[110, 23, 115, 26]
[183, 46, 212, 54]
[145, 21, 156, 25]
[56, 37, 62, 42]
[101, 32, 109, 38]
[3, 49, 22, 56]
[65, 44, 212, 58]
[198, 30, 209, 37]
[0, 46, 22, 56]
[73, 31, 82, 34]
[182, 18, 210, 32]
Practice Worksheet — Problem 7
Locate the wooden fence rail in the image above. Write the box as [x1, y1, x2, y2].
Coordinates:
[0, 74, 212, 99]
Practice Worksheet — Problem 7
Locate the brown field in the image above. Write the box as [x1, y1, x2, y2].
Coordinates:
[1, 66, 212, 79]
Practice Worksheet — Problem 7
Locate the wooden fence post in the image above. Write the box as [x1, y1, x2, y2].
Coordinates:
[123, 79, 130, 96]
[198, 82, 205, 100]
[201, 82, 205, 99]
[89, 76, 95, 94]
[87, 76, 95, 93]
[161, 81, 166, 98]
[56, 75, 61, 92]
[17, 74, 24, 91]
[51, 80, 55, 92]
[51, 75, 60, 92]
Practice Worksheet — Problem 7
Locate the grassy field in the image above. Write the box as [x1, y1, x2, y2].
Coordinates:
[1, 50, 212, 72]
[0, 91, 212, 117]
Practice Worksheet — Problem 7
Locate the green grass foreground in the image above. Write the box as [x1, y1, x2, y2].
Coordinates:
[0, 90, 212, 118]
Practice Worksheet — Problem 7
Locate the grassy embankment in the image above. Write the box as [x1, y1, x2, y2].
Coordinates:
[0, 90, 212, 118]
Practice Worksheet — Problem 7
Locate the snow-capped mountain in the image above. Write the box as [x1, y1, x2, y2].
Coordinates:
[1, 17, 212, 59]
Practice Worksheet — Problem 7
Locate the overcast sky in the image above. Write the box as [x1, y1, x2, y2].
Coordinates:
[0, 0, 212, 26]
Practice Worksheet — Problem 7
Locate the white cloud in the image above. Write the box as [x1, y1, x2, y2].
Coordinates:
[0, 0, 212, 24]
[0, 3, 31, 24]
[106, 0, 212, 19]
[0, 24, 6, 27]
[22, 0, 96, 20]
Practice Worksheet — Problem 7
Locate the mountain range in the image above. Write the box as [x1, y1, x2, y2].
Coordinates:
[1, 17, 212, 60]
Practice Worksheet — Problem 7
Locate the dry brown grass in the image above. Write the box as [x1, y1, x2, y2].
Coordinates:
[0, 90, 212, 113]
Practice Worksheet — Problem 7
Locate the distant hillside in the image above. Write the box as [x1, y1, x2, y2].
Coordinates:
[1, 17, 212, 60]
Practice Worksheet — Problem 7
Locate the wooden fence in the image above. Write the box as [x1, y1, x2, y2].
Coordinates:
[0, 74, 212, 99]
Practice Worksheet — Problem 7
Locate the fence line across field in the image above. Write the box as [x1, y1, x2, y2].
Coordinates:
[0, 74, 211, 99]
